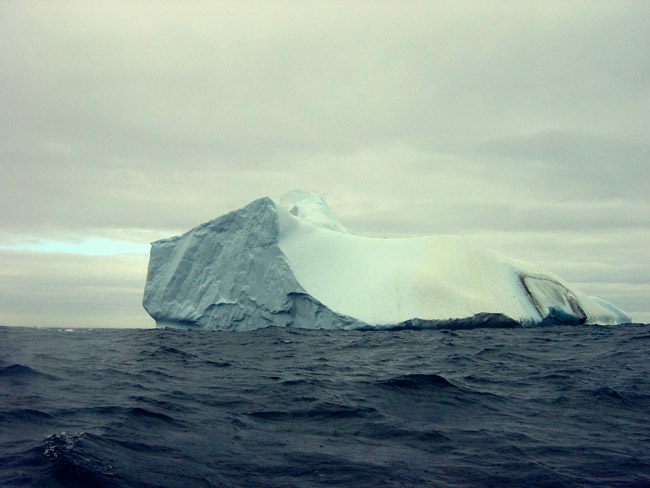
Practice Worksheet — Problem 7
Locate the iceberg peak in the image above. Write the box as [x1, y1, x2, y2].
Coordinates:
[279, 189, 350, 234]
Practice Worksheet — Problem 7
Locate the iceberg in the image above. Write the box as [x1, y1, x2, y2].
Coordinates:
[143, 190, 630, 330]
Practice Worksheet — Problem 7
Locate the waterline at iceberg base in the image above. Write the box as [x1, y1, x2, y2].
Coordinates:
[143, 190, 630, 331]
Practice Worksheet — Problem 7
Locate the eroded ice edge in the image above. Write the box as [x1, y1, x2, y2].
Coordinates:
[143, 190, 630, 331]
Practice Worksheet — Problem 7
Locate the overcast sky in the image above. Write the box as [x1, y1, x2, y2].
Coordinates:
[1, 1, 648, 327]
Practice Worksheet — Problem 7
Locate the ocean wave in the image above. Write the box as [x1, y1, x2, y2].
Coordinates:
[42, 432, 118, 488]
[0, 364, 60, 382]
[0, 408, 54, 423]
[375, 373, 457, 390]
[248, 402, 378, 421]
[1, 323, 649, 487]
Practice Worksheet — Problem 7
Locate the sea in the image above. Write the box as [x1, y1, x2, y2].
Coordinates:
[1, 323, 649, 488]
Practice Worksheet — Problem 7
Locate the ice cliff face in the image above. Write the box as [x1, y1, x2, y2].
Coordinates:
[143, 190, 630, 330]
[143, 197, 361, 331]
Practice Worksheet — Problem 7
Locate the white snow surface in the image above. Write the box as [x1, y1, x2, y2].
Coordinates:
[143, 190, 630, 329]
[274, 192, 627, 325]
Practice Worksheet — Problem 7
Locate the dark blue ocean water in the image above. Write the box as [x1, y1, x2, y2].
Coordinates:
[1, 323, 649, 488]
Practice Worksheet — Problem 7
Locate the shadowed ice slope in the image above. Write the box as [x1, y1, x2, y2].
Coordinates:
[143, 190, 629, 330]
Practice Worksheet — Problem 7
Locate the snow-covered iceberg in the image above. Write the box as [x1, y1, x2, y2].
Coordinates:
[143, 189, 630, 330]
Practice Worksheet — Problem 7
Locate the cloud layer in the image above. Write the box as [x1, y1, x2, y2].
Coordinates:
[1, 2, 648, 326]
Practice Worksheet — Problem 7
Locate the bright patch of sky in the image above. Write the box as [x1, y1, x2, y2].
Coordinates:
[2, 237, 149, 256]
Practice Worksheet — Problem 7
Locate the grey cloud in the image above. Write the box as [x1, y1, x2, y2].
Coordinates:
[472, 131, 649, 197]
[0, 1, 648, 324]
[349, 200, 650, 236]
[5, 2, 649, 157]
[0, 250, 152, 327]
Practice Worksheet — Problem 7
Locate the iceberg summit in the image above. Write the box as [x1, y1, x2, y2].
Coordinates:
[143, 190, 630, 330]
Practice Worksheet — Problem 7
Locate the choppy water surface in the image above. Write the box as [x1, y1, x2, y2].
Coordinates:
[1, 324, 649, 487]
